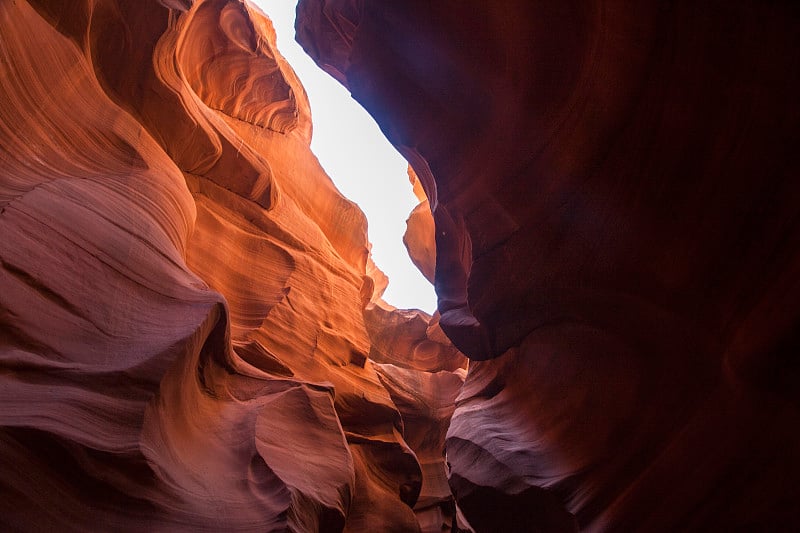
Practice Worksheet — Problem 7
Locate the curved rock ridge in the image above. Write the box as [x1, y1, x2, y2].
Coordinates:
[0, 0, 467, 531]
[296, 0, 800, 531]
[179, 0, 301, 134]
[403, 165, 436, 285]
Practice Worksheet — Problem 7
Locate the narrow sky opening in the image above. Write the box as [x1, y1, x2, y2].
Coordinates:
[255, 1, 437, 313]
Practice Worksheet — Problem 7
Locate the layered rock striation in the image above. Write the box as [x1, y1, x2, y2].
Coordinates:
[297, 0, 800, 531]
[0, 0, 464, 531]
[3, 0, 799, 531]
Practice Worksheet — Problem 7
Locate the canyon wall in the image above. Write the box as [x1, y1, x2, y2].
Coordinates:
[0, 0, 465, 531]
[296, 0, 800, 531]
[2, 0, 799, 531]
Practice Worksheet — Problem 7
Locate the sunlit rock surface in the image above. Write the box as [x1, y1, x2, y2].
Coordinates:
[297, 1, 800, 531]
[403, 166, 435, 285]
[0, 0, 466, 531]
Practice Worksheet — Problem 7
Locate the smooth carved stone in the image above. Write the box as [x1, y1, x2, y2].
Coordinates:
[297, 0, 800, 530]
[404, 166, 436, 285]
[179, 0, 300, 134]
[403, 165, 436, 283]
[403, 200, 435, 284]
[0, 0, 463, 531]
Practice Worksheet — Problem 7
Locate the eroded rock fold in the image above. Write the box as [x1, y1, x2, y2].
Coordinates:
[0, 0, 463, 531]
[2, 0, 800, 531]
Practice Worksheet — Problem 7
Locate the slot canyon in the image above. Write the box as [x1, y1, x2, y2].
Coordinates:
[1, 0, 799, 531]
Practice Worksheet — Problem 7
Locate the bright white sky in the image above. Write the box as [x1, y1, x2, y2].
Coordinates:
[253, 1, 437, 313]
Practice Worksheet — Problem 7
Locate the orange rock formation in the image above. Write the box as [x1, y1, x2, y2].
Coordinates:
[0, 0, 464, 530]
[296, 0, 800, 531]
[3, 0, 800, 531]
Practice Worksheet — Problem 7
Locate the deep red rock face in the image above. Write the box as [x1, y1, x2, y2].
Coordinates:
[296, 0, 800, 531]
[0, 0, 466, 531]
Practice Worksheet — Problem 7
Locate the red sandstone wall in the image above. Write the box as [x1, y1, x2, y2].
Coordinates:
[0, 1, 465, 530]
[3, 0, 799, 530]
[297, 1, 800, 530]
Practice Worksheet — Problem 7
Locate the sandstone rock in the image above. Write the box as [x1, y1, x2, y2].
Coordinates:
[6, 0, 798, 529]
[297, 0, 800, 530]
[403, 166, 436, 285]
[0, 0, 462, 530]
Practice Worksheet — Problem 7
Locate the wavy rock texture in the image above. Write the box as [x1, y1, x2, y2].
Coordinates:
[0, 0, 466, 531]
[297, 0, 800, 531]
